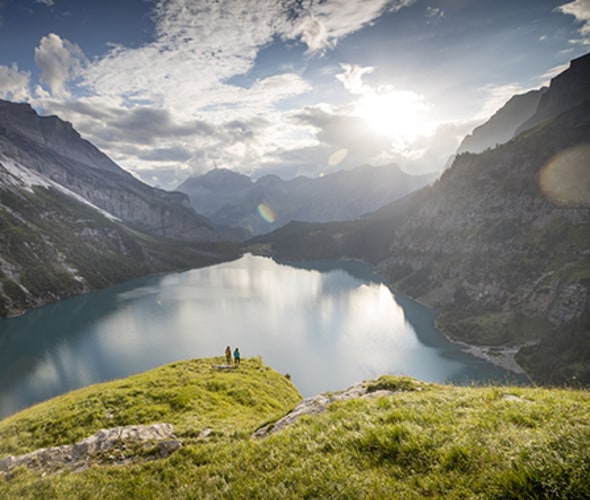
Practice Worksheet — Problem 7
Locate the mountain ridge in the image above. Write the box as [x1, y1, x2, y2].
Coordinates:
[177, 163, 436, 238]
[457, 88, 546, 154]
[0, 99, 218, 242]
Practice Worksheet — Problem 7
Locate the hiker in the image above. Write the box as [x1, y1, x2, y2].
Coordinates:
[225, 345, 232, 365]
[233, 347, 240, 366]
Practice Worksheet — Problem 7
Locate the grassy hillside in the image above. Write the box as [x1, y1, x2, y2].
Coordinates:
[1, 359, 589, 498]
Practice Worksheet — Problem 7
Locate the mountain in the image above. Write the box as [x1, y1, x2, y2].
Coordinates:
[1, 358, 589, 498]
[0, 100, 240, 317]
[457, 88, 546, 154]
[516, 52, 590, 134]
[249, 53, 590, 386]
[0, 100, 218, 241]
[176, 168, 253, 216]
[177, 164, 436, 238]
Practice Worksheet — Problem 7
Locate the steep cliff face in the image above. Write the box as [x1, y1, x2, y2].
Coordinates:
[457, 88, 546, 154]
[516, 52, 590, 134]
[0, 100, 241, 317]
[0, 100, 218, 241]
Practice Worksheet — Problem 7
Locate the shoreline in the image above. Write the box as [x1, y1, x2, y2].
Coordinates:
[451, 339, 536, 384]
[388, 285, 535, 383]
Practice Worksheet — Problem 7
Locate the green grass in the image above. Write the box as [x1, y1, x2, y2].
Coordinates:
[1, 360, 590, 499]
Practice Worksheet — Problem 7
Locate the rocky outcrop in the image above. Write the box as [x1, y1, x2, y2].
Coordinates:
[254, 382, 400, 438]
[0, 424, 181, 476]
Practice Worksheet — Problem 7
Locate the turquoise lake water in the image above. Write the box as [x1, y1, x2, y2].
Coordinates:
[0, 254, 527, 419]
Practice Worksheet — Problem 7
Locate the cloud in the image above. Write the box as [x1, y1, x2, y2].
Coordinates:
[35, 0, 55, 6]
[34, 33, 87, 96]
[0, 64, 31, 101]
[31, 0, 418, 188]
[335, 64, 375, 94]
[426, 6, 444, 24]
[286, 0, 417, 53]
[556, 0, 590, 43]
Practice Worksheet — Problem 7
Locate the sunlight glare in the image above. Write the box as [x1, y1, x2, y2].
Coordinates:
[355, 90, 434, 143]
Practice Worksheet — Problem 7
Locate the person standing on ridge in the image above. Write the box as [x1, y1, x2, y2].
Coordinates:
[225, 345, 232, 365]
[233, 347, 241, 366]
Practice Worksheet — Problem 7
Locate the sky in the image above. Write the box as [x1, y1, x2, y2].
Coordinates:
[0, 0, 589, 190]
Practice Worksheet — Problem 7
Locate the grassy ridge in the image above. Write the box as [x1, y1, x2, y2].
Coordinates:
[1, 359, 590, 498]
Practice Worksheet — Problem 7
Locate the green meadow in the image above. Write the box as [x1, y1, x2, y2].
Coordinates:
[1, 358, 589, 499]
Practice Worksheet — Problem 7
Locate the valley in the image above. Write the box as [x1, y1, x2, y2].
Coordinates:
[0, 53, 589, 391]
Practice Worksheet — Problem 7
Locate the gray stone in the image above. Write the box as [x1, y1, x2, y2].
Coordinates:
[0, 423, 181, 476]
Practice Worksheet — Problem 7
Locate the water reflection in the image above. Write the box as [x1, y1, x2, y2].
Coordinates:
[0, 254, 526, 419]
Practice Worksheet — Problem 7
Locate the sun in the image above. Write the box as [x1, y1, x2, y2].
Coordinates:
[354, 90, 434, 144]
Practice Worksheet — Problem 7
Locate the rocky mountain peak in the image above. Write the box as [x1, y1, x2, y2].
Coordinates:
[516, 51, 590, 134]
[457, 88, 546, 154]
[0, 98, 218, 242]
[0, 99, 125, 176]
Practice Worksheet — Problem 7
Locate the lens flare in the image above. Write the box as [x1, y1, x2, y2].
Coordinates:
[539, 144, 590, 205]
[257, 203, 276, 223]
[328, 148, 348, 166]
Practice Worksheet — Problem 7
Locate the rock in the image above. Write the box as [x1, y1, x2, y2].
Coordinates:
[254, 382, 397, 438]
[0, 423, 181, 476]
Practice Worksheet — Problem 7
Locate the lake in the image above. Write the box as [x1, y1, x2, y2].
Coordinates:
[0, 254, 527, 419]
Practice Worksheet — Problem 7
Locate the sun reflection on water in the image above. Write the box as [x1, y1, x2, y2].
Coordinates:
[0, 254, 523, 418]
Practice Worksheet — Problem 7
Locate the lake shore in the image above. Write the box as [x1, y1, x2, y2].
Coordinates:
[452, 340, 535, 383]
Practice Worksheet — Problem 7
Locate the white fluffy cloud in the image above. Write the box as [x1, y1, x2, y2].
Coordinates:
[0, 64, 31, 101]
[34, 33, 87, 97]
[286, 0, 416, 53]
[557, 0, 590, 43]
[32, 0, 427, 187]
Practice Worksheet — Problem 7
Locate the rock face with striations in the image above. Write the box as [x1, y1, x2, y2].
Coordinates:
[0, 100, 241, 317]
[0, 100, 217, 241]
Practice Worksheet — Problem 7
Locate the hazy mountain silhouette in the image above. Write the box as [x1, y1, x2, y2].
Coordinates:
[177, 164, 436, 238]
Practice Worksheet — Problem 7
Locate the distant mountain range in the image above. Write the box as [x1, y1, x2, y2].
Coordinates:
[0, 100, 239, 316]
[177, 164, 436, 238]
[250, 52, 590, 386]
